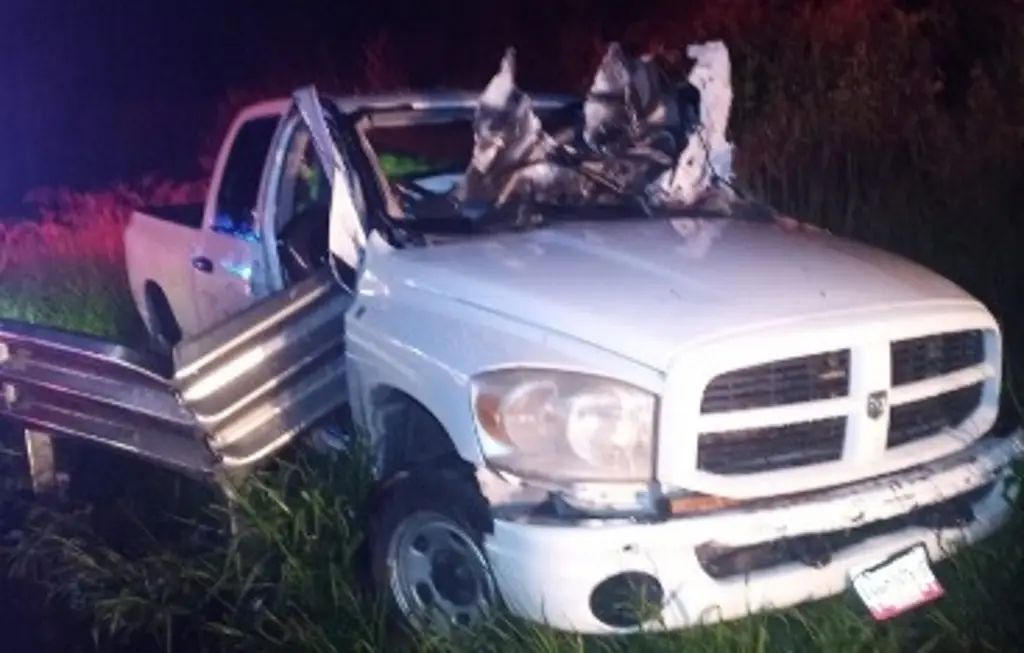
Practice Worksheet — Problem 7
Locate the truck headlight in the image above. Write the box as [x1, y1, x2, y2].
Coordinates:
[471, 369, 656, 482]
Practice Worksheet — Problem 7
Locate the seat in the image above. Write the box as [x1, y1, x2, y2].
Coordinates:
[277, 203, 330, 285]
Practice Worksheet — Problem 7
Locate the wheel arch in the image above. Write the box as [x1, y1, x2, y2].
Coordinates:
[143, 280, 182, 346]
[364, 384, 492, 530]
[368, 384, 471, 479]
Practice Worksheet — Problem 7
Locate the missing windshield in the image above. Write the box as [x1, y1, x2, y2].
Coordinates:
[359, 41, 778, 235]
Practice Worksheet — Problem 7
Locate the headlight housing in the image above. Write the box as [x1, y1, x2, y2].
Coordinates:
[471, 368, 656, 483]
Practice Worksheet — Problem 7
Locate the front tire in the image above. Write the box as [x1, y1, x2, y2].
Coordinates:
[369, 472, 499, 635]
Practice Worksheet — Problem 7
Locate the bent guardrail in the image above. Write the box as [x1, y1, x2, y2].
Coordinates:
[172, 268, 352, 468]
[0, 268, 352, 485]
[0, 319, 212, 476]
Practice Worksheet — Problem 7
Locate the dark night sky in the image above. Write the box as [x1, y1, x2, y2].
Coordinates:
[0, 0, 370, 207]
[0, 1, 381, 101]
[0, 0, 976, 211]
[0, 0, 655, 210]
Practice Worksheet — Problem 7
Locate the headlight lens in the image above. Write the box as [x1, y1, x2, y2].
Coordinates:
[471, 369, 656, 482]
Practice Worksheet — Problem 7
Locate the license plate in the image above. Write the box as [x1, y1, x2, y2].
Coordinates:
[849, 545, 945, 621]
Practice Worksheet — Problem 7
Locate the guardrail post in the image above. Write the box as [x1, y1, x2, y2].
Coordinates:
[24, 427, 66, 498]
[215, 466, 253, 538]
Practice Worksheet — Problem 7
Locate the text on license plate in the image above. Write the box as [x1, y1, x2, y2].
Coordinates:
[849, 545, 944, 621]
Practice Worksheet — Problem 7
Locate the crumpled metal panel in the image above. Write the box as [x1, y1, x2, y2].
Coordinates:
[0, 269, 352, 476]
[458, 41, 737, 212]
[172, 267, 352, 468]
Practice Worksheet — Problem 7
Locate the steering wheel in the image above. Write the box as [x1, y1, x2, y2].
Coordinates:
[391, 175, 472, 218]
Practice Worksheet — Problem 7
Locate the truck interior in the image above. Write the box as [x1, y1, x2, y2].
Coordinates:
[273, 125, 333, 285]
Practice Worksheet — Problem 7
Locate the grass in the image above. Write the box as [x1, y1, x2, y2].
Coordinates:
[3, 1, 1024, 650]
[1, 179, 206, 340]
[1, 443, 1022, 653]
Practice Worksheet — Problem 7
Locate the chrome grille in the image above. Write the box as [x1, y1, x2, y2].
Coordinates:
[696, 417, 846, 475]
[891, 330, 984, 386]
[701, 350, 850, 413]
[888, 383, 984, 448]
[689, 325, 994, 478]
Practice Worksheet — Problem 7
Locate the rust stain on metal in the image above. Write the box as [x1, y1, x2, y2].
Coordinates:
[668, 493, 746, 515]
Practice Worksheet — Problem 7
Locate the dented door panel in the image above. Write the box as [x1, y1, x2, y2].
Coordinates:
[170, 87, 359, 468]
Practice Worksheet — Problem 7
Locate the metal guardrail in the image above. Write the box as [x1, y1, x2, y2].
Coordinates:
[0, 319, 213, 476]
[0, 267, 352, 476]
[173, 268, 352, 468]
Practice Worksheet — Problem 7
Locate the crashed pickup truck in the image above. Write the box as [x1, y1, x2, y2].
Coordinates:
[2, 41, 1022, 636]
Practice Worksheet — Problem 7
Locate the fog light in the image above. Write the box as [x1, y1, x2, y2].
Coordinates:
[588, 571, 664, 629]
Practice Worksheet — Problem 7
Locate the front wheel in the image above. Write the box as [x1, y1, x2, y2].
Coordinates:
[369, 473, 500, 635]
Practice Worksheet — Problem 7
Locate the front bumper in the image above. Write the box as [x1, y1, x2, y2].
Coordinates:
[483, 431, 1024, 634]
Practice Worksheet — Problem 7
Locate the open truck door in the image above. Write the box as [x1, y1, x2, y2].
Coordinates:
[0, 86, 365, 490]
[291, 86, 369, 280]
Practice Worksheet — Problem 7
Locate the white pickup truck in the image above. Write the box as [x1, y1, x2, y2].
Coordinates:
[1, 44, 1022, 637]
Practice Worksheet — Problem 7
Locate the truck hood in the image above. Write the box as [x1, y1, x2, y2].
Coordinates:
[384, 218, 976, 370]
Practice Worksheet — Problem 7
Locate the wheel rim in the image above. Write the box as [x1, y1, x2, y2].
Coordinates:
[308, 423, 351, 454]
[386, 511, 496, 633]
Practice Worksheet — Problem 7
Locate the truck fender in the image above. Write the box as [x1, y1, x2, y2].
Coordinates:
[368, 386, 465, 478]
[361, 385, 494, 536]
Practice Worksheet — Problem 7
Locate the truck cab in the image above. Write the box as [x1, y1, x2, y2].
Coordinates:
[124, 97, 338, 345]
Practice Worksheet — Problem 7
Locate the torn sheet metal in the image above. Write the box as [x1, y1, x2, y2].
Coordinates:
[651, 41, 735, 204]
[458, 40, 738, 213]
